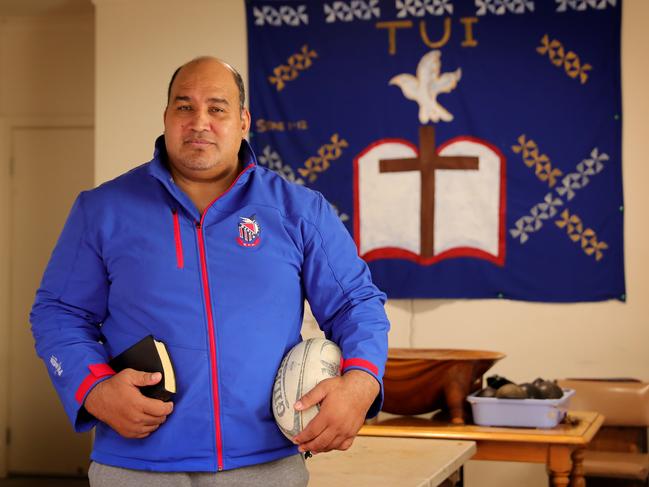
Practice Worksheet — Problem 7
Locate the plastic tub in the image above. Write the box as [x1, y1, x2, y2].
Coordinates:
[467, 388, 575, 428]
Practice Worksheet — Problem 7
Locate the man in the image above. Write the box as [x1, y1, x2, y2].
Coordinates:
[30, 57, 389, 486]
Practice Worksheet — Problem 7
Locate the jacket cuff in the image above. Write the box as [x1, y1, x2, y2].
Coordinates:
[73, 363, 116, 432]
[341, 358, 378, 376]
[341, 358, 384, 418]
[75, 363, 116, 405]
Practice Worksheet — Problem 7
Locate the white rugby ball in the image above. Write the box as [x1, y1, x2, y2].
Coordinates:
[272, 337, 342, 440]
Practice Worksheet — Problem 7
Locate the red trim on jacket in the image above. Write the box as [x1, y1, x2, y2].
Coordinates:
[341, 358, 379, 376]
[194, 162, 255, 471]
[202, 163, 255, 212]
[172, 209, 184, 269]
[196, 223, 224, 471]
[75, 363, 116, 404]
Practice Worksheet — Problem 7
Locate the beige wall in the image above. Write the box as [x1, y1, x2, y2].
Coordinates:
[93, 1, 646, 485]
[0, 119, 9, 478]
[0, 15, 94, 116]
[94, 0, 247, 183]
[0, 12, 94, 476]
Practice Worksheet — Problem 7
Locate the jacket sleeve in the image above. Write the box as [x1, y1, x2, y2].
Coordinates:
[301, 194, 390, 418]
[30, 192, 115, 432]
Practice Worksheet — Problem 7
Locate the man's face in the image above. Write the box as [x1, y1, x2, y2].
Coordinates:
[163, 60, 250, 181]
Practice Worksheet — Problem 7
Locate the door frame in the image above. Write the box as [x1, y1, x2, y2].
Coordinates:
[0, 116, 93, 477]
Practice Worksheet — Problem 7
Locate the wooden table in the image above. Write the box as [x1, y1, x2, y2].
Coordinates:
[360, 411, 604, 487]
[306, 436, 476, 487]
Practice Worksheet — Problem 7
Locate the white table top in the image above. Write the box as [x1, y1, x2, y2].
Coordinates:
[306, 436, 476, 487]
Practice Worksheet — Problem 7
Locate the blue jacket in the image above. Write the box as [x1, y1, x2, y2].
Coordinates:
[30, 136, 389, 472]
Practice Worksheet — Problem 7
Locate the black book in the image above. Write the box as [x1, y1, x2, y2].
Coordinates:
[109, 335, 176, 402]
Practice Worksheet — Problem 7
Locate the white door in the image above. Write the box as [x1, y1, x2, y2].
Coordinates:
[9, 126, 94, 475]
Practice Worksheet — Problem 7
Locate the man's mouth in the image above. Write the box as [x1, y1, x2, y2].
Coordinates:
[184, 139, 215, 146]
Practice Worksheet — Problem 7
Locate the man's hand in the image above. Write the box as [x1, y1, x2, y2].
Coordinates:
[83, 369, 174, 439]
[292, 369, 379, 454]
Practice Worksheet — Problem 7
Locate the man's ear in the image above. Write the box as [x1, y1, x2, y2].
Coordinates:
[241, 108, 251, 137]
[163, 107, 168, 126]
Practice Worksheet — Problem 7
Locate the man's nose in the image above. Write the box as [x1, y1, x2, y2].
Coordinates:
[189, 109, 210, 131]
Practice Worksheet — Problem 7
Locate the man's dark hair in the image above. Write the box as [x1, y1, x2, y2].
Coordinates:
[166, 58, 246, 112]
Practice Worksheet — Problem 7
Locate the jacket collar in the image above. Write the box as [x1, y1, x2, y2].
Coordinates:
[147, 135, 258, 220]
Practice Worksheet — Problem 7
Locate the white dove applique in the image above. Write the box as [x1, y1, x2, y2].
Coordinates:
[389, 50, 462, 124]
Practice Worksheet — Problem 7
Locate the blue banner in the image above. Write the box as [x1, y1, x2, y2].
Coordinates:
[246, 0, 624, 301]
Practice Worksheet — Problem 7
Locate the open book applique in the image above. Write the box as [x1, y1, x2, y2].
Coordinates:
[354, 126, 506, 266]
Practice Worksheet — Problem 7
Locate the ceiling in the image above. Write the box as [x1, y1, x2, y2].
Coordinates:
[0, 0, 93, 16]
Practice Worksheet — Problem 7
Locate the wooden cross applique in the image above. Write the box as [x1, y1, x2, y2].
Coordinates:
[379, 126, 479, 258]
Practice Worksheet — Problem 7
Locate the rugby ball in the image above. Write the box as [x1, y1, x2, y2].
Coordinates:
[272, 338, 342, 440]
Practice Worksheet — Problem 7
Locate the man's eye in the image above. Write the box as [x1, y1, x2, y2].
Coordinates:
[209, 107, 225, 113]
[177, 105, 192, 111]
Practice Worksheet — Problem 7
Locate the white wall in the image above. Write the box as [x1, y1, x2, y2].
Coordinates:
[0, 12, 94, 476]
[95, 1, 648, 485]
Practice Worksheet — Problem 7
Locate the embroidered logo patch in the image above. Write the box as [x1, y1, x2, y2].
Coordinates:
[50, 355, 63, 377]
[237, 214, 261, 247]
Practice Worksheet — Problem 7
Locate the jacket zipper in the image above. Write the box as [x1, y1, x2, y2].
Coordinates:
[172, 209, 184, 269]
[196, 220, 224, 471]
[191, 162, 255, 471]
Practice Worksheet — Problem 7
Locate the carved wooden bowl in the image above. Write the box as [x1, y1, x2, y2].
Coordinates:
[382, 349, 506, 424]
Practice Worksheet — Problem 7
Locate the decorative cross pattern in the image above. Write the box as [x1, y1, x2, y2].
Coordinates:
[476, 0, 535, 15]
[253, 5, 308, 26]
[298, 134, 349, 183]
[258, 146, 349, 222]
[512, 135, 563, 188]
[396, 0, 453, 18]
[330, 204, 350, 222]
[258, 146, 305, 185]
[537, 35, 591, 84]
[268, 45, 318, 92]
[555, 209, 608, 261]
[556, 0, 616, 12]
[555, 149, 608, 201]
[510, 144, 609, 260]
[510, 193, 563, 244]
[324, 0, 380, 22]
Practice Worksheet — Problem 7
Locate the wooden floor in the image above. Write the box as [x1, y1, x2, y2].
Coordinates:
[0, 477, 88, 486]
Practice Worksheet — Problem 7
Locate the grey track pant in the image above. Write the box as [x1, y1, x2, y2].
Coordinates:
[88, 454, 309, 487]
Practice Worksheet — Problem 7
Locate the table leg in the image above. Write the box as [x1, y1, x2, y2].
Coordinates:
[569, 448, 586, 487]
[550, 470, 571, 487]
[438, 469, 461, 487]
[548, 445, 572, 487]
[444, 362, 473, 424]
